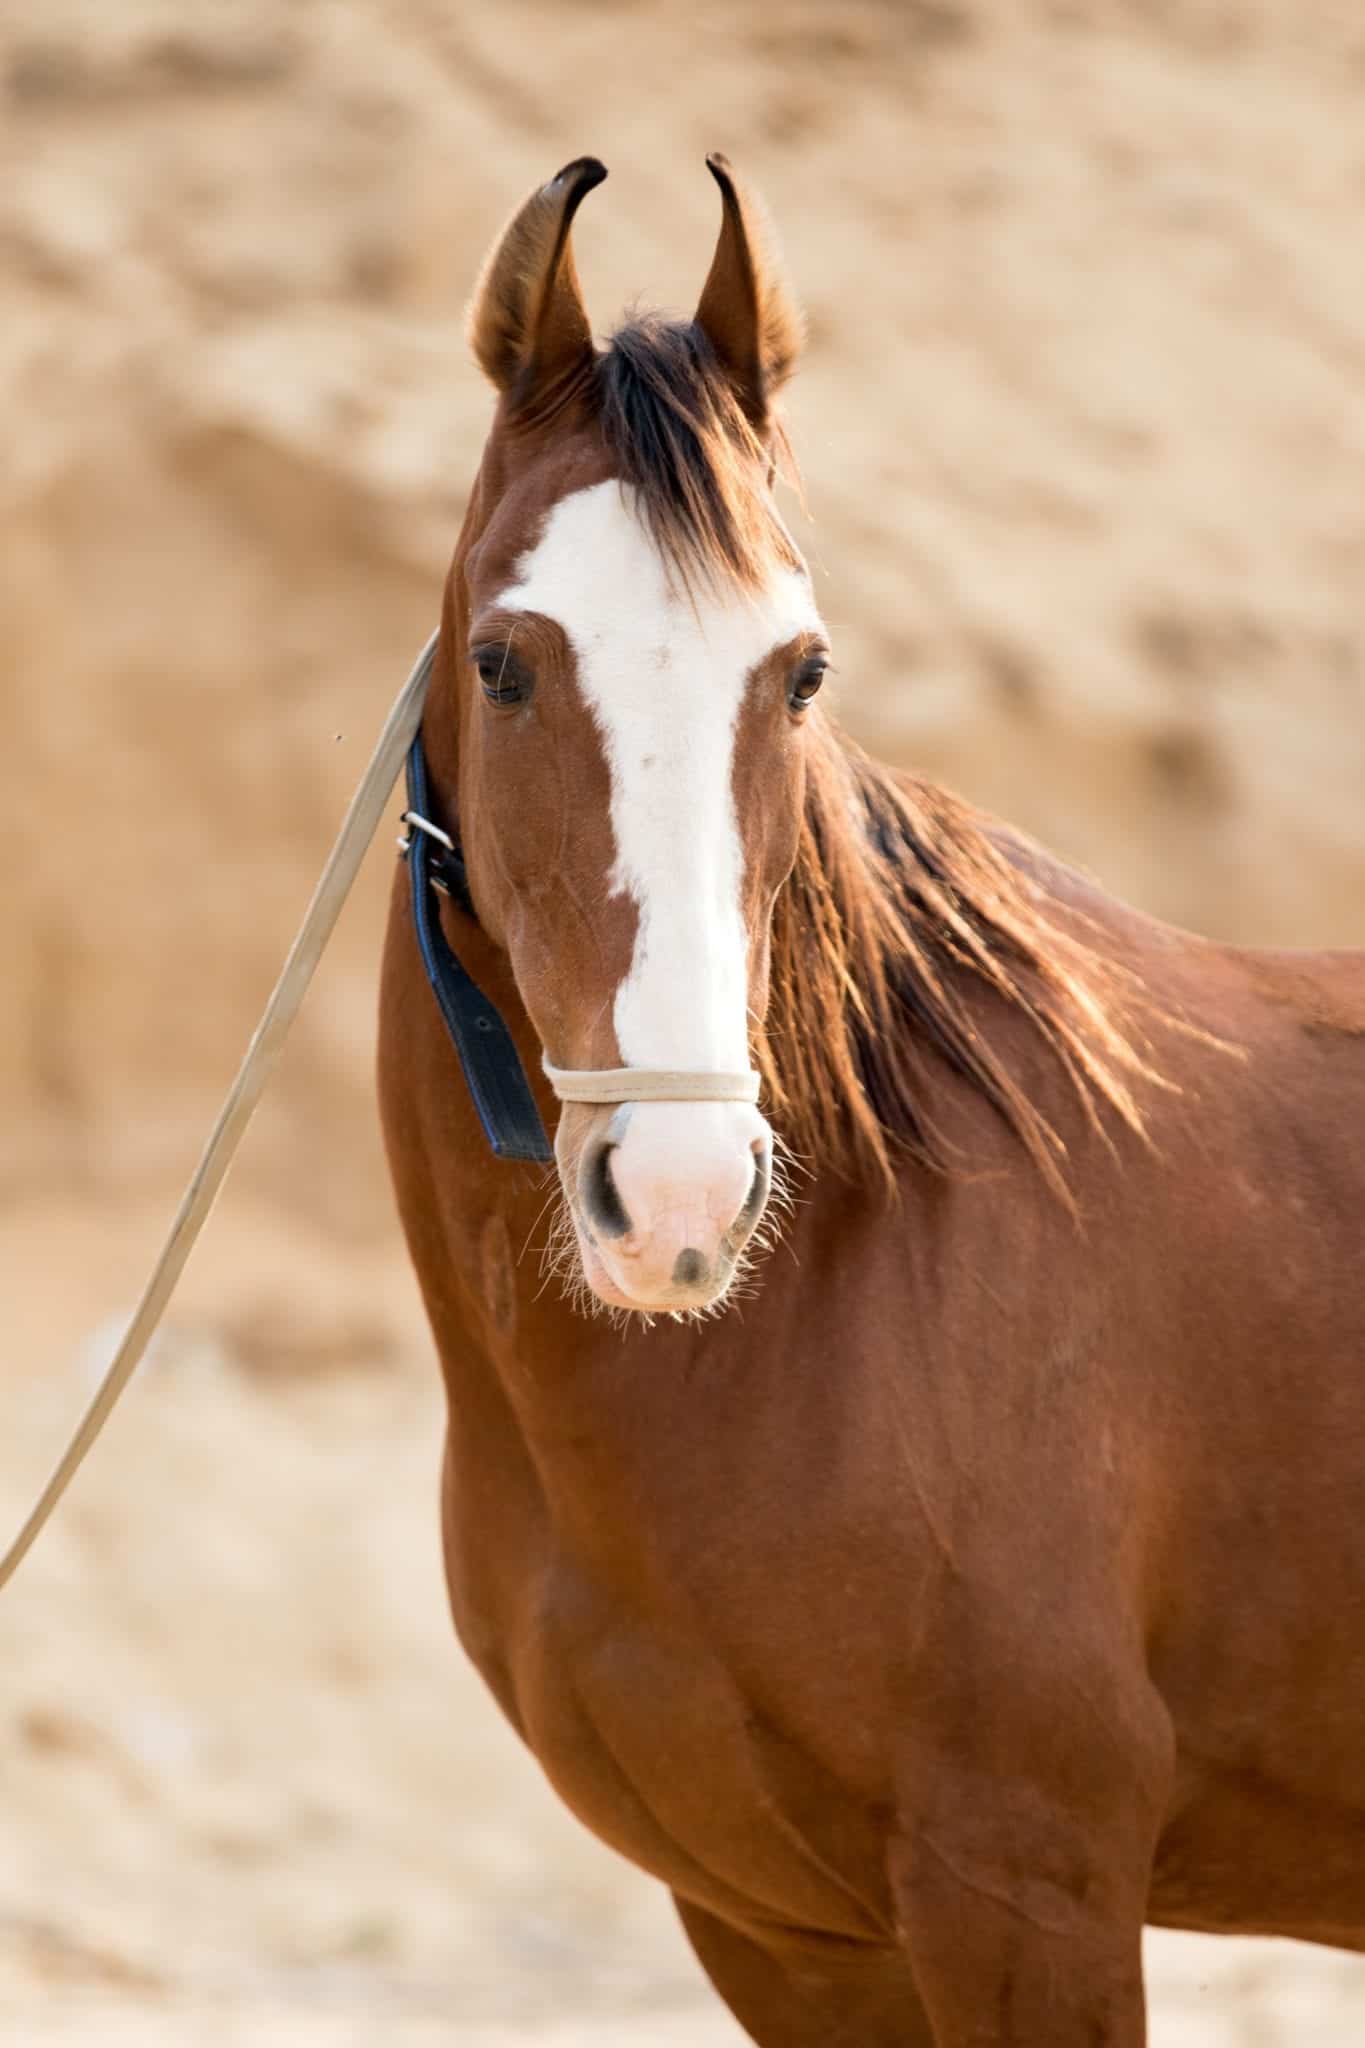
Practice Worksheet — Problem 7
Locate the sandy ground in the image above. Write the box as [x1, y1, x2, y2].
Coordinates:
[5, 0, 1365, 2039]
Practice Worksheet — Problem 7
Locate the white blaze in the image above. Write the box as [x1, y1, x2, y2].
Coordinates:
[497, 479, 821, 1072]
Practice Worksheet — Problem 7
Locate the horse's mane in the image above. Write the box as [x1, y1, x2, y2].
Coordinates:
[594, 314, 1154, 1200]
[595, 313, 799, 591]
[759, 733, 1154, 1200]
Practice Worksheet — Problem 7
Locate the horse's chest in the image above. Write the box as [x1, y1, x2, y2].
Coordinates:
[507, 1558, 892, 1939]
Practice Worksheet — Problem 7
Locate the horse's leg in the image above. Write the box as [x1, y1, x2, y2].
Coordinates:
[896, 1875, 1145, 2044]
[675, 1898, 936, 2047]
[887, 1653, 1171, 2045]
[893, 1838, 1146, 2044]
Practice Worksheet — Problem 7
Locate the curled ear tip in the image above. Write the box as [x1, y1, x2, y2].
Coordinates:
[550, 156, 608, 194]
[705, 151, 736, 184]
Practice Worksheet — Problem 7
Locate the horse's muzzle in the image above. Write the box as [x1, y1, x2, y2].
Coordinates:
[566, 1099, 773, 1312]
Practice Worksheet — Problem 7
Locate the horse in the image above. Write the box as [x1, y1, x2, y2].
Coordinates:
[376, 156, 1365, 2044]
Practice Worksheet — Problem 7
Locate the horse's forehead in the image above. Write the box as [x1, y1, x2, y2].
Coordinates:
[493, 480, 820, 678]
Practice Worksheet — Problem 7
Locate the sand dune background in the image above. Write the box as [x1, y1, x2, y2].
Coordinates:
[3, 1, 1365, 2038]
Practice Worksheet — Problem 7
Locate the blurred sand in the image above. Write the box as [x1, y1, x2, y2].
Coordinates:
[4, 1, 1365, 2039]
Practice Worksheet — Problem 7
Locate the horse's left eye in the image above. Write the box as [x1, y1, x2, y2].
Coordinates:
[473, 647, 531, 706]
[788, 656, 827, 712]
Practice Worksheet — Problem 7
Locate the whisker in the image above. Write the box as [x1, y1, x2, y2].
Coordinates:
[495, 622, 517, 690]
[518, 1183, 564, 1266]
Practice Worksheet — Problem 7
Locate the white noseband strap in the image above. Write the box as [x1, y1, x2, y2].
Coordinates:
[542, 1060, 761, 1106]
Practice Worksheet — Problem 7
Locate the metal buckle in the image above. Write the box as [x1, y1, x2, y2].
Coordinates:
[398, 809, 456, 896]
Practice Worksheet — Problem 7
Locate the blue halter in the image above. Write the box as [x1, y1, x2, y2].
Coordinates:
[400, 731, 552, 1164]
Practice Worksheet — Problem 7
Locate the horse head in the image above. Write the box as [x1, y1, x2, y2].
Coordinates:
[440, 156, 827, 1316]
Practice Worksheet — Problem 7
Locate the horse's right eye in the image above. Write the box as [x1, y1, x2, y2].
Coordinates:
[473, 647, 531, 706]
[787, 654, 828, 713]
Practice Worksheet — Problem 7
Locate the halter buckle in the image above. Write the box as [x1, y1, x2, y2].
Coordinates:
[398, 810, 456, 896]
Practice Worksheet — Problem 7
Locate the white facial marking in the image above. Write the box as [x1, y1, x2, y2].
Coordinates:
[497, 479, 821, 1071]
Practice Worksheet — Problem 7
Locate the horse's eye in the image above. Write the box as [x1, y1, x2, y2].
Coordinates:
[473, 646, 531, 706]
[788, 655, 827, 713]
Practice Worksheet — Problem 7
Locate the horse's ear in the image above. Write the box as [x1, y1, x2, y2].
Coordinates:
[467, 158, 607, 404]
[694, 153, 803, 432]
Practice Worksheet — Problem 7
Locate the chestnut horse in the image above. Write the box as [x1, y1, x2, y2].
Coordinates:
[377, 157, 1365, 2044]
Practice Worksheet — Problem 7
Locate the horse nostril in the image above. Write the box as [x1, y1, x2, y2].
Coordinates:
[583, 1139, 631, 1240]
[735, 1148, 770, 1234]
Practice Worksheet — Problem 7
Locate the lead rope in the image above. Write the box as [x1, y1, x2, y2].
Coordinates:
[0, 631, 439, 1594]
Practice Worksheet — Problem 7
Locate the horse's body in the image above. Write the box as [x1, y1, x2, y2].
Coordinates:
[378, 159, 1365, 2043]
